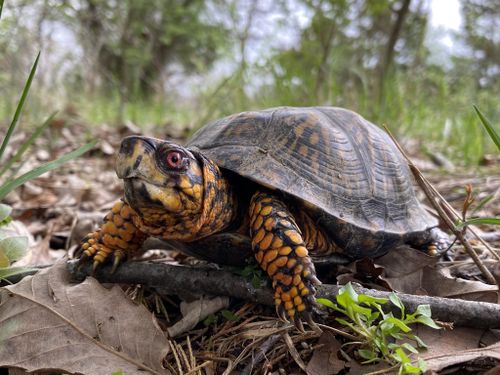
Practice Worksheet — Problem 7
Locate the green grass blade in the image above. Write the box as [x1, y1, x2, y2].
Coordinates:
[0, 141, 96, 200]
[470, 195, 494, 216]
[457, 217, 500, 229]
[0, 111, 58, 177]
[0, 51, 41, 161]
[473, 105, 500, 151]
[0, 0, 4, 20]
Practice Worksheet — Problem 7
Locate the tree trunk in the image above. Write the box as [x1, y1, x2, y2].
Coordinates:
[378, 0, 412, 101]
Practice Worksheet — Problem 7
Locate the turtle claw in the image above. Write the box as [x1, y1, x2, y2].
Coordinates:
[92, 260, 100, 274]
[110, 251, 124, 274]
[304, 311, 321, 332]
[310, 275, 322, 286]
[276, 299, 320, 332]
[77, 252, 89, 265]
[292, 315, 305, 333]
[276, 305, 289, 322]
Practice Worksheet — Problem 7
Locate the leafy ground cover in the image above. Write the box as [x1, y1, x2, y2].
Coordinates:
[0, 112, 498, 374]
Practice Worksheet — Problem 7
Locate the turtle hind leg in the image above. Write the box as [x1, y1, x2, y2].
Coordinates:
[427, 227, 452, 255]
[411, 227, 451, 256]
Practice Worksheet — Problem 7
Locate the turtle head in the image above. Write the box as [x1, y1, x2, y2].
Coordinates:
[115, 136, 204, 216]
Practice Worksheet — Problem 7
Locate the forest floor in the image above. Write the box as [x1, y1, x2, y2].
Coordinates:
[1, 116, 500, 375]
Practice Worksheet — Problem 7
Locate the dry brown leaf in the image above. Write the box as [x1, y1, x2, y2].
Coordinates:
[99, 140, 116, 155]
[376, 247, 498, 301]
[346, 360, 392, 375]
[0, 260, 170, 375]
[166, 296, 230, 338]
[306, 331, 345, 375]
[336, 258, 392, 290]
[414, 325, 485, 354]
[485, 365, 500, 374]
[423, 339, 500, 372]
[375, 245, 439, 279]
[384, 265, 498, 302]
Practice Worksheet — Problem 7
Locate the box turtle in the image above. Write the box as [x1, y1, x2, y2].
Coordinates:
[79, 106, 449, 329]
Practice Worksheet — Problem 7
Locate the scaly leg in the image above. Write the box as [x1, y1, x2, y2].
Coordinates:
[79, 200, 147, 271]
[423, 227, 451, 256]
[249, 191, 321, 330]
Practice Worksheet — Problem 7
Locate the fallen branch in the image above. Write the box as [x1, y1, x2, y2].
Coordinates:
[67, 260, 500, 329]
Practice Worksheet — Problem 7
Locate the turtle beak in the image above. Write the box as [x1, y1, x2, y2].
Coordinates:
[116, 136, 168, 210]
[115, 136, 157, 180]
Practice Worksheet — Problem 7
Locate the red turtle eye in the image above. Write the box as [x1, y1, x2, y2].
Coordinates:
[166, 151, 183, 169]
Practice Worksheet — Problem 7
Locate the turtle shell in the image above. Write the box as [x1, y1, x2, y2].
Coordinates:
[187, 107, 437, 253]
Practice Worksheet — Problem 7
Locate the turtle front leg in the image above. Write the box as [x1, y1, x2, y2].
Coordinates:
[249, 191, 320, 330]
[79, 200, 147, 271]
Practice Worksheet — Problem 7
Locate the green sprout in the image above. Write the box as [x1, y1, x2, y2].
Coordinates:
[318, 283, 440, 374]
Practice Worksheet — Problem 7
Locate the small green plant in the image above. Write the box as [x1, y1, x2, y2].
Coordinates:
[318, 283, 440, 374]
[0, 53, 95, 201]
[458, 188, 500, 228]
[0, 203, 34, 279]
[455, 107, 500, 229]
[203, 309, 240, 327]
[0, 6, 95, 280]
[235, 262, 265, 288]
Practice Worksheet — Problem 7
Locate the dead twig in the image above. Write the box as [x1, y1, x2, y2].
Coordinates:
[282, 332, 308, 373]
[184, 360, 212, 375]
[222, 335, 270, 374]
[67, 261, 500, 329]
[241, 334, 281, 375]
[316, 323, 358, 341]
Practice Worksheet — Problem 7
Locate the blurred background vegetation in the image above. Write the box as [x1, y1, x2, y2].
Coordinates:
[0, 0, 498, 165]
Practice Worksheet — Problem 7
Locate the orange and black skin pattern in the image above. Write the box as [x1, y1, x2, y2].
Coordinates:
[79, 135, 329, 328]
[249, 191, 321, 328]
[81, 200, 146, 269]
[80, 135, 239, 270]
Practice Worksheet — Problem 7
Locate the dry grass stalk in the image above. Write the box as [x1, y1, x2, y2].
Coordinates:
[283, 332, 308, 372]
[241, 334, 281, 375]
[162, 302, 325, 374]
[183, 361, 212, 375]
[317, 323, 358, 341]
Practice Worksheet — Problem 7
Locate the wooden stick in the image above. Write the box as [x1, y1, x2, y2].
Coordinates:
[67, 261, 500, 329]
